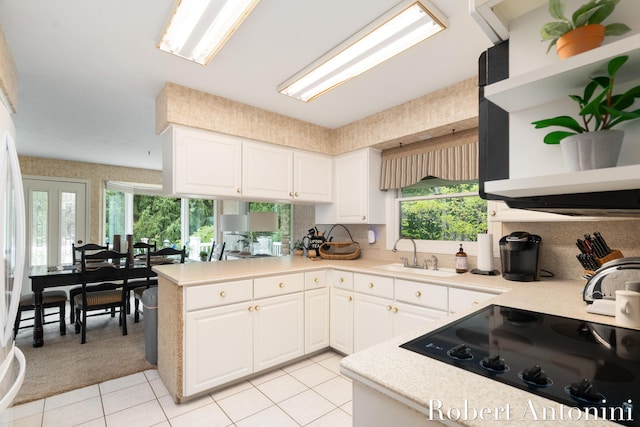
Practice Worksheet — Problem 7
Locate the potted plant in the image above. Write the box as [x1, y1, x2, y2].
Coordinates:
[199, 250, 208, 261]
[293, 240, 305, 256]
[531, 55, 640, 171]
[541, 0, 630, 59]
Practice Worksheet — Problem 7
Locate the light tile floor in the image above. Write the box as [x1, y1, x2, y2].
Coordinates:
[1, 351, 352, 427]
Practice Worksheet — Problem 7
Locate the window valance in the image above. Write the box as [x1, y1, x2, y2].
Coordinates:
[379, 128, 478, 190]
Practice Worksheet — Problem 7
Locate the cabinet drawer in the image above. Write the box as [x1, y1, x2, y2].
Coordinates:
[449, 287, 499, 313]
[185, 279, 252, 311]
[304, 270, 327, 290]
[354, 273, 393, 299]
[394, 279, 448, 311]
[331, 270, 354, 290]
[254, 273, 304, 299]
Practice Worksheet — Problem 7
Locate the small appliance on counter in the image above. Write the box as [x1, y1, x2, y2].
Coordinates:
[499, 231, 541, 282]
[583, 257, 640, 303]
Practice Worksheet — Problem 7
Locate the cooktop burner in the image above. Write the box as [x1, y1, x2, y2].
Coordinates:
[400, 305, 640, 426]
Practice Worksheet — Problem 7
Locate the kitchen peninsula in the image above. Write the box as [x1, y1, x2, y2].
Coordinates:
[152, 256, 634, 426]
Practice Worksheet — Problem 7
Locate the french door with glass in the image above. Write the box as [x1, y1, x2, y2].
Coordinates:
[22, 177, 88, 291]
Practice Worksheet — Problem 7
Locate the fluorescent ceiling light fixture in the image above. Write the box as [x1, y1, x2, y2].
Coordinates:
[158, 0, 261, 65]
[278, 0, 447, 102]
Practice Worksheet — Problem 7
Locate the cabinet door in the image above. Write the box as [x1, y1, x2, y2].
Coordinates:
[393, 302, 447, 338]
[353, 293, 393, 353]
[184, 302, 253, 396]
[330, 288, 354, 355]
[164, 126, 242, 197]
[334, 150, 368, 223]
[243, 141, 293, 200]
[448, 287, 498, 314]
[293, 151, 332, 203]
[305, 288, 330, 354]
[253, 293, 304, 372]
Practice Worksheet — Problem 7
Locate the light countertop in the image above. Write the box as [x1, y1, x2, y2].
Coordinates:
[154, 256, 634, 425]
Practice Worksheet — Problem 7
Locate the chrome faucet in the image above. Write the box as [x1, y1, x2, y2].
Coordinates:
[392, 237, 418, 267]
[431, 255, 438, 271]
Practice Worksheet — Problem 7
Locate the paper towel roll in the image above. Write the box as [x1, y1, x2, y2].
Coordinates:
[477, 233, 494, 272]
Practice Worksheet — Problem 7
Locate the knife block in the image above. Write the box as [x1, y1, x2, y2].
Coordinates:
[596, 249, 624, 266]
[583, 249, 624, 277]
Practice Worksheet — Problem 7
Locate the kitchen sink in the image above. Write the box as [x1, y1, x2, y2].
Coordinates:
[373, 263, 458, 277]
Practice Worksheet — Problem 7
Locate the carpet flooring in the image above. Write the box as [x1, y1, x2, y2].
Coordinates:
[13, 308, 155, 405]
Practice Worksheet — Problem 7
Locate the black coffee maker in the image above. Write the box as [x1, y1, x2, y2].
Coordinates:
[499, 231, 542, 282]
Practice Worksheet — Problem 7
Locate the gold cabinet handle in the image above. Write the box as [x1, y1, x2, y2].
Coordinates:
[387, 305, 393, 311]
[255, 305, 260, 311]
[314, 277, 319, 283]
[393, 307, 398, 313]
[289, 192, 294, 197]
[295, 192, 299, 197]
[368, 282, 374, 288]
[415, 291, 422, 297]
[473, 301, 479, 305]
[362, 216, 366, 221]
[236, 188, 241, 193]
[347, 296, 353, 301]
[279, 282, 285, 288]
[248, 306, 253, 311]
[339, 277, 344, 283]
[220, 291, 226, 297]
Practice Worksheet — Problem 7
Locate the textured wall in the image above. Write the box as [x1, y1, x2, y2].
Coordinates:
[156, 78, 479, 157]
[18, 156, 162, 243]
[156, 83, 333, 154]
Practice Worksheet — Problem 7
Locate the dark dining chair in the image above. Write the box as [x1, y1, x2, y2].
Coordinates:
[69, 243, 110, 324]
[133, 246, 186, 322]
[126, 241, 157, 314]
[209, 241, 226, 261]
[75, 249, 130, 344]
[14, 290, 67, 338]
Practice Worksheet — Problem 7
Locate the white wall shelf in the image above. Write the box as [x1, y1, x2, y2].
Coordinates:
[485, 33, 640, 112]
[484, 164, 640, 198]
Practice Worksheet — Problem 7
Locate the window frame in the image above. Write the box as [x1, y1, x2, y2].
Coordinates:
[386, 185, 493, 257]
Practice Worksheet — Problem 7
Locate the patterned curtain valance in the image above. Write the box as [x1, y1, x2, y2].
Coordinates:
[380, 128, 478, 190]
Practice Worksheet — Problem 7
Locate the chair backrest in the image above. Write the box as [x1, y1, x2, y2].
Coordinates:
[72, 243, 108, 264]
[209, 242, 226, 261]
[80, 249, 130, 286]
[151, 246, 186, 264]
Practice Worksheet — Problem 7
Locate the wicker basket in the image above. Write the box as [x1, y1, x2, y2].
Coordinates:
[318, 225, 361, 260]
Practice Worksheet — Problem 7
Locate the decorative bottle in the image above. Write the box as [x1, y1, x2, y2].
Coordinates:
[456, 244, 468, 273]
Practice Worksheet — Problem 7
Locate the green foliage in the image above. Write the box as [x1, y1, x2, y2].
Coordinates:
[541, 0, 630, 54]
[133, 195, 182, 246]
[399, 183, 487, 241]
[531, 55, 640, 144]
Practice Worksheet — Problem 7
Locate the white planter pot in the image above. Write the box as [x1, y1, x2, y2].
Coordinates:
[560, 130, 624, 172]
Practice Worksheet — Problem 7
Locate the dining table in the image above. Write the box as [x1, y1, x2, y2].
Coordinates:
[28, 263, 156, 347]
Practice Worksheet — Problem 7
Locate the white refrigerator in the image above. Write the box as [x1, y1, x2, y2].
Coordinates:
[0, 100, 26, 412]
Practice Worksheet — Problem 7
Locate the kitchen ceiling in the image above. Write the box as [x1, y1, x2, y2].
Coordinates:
[0, 0, 500, 170]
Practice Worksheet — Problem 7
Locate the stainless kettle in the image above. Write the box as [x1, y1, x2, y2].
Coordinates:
[583, 257, 640, 303]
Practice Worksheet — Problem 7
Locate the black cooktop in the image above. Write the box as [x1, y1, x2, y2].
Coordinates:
[400, 305, 640, 426]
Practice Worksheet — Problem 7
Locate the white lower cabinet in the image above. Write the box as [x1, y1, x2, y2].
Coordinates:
[253, 293, 305, 372]
[304, 288, 330, 354]
[184, 283, 304, 396]
[353, 293, 394, 353]
[185, 301, 253, 396]
[182, 269, 501, 398]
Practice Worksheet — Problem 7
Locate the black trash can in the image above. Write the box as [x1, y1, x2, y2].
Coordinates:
[142, 287, 159, 364]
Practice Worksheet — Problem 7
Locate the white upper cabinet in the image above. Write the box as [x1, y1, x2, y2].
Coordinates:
[293, 151, 332, 203]
[316, 148, 385, 224]
[162, 126, 332, 203]
[243, 141, 293, 200]
[163, 125, 242, 198]
[243, 141, 332, 203]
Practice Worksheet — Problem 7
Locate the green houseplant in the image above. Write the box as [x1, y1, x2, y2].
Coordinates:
[531, 55, 640, 170]
[541, 0, 630, 57]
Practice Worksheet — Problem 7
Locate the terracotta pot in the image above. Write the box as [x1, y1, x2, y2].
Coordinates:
[556, 24, 605, 59]
[560, 130, 624, 171]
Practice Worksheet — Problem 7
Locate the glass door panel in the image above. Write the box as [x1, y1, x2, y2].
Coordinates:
[30, 191, 48, 266]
